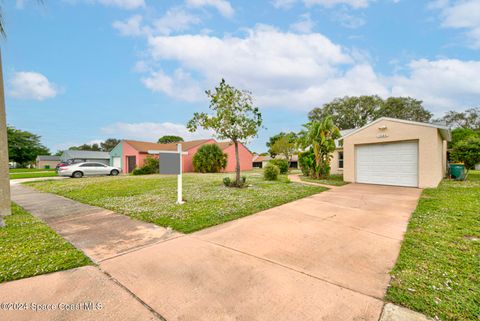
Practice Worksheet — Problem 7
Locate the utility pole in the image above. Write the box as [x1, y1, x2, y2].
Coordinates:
[0, 50, 10, 227]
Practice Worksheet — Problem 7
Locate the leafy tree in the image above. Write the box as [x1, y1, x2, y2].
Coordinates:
[267, 132, 297, 160]
[309, 96, 432, 130]
[450, 128, 480, 149]
[7, 126, 50, 166]
[450, 137, 480, 171]
[309, 96, 382, 129]
[188, 79, 262, 186]
[158, 135, 184, 144]
[379, 97, 432, 122]
[437, 108, 480, 130]
[266, 132, 296, 157]
[68, 143, 101, 151]
[193, 144, 227, 173]
[100, 138, 120, 152]
[298, 116, 341, 178]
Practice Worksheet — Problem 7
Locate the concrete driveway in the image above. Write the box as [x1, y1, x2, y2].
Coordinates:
[99, 183, 421, 321]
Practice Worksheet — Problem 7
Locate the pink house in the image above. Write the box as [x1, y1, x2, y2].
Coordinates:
[110, 139, 253, 173]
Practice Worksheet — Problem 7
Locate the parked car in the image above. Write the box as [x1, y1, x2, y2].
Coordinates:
[55, 162, 70, 170]
[57, 162, 120, 178]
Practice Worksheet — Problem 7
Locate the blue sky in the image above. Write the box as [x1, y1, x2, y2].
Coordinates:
[4, 0, 480, 153]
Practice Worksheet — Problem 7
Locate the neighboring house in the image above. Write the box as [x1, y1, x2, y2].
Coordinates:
[60, 150, 110, 165]
[252, 154, 298, 168]
[333, 117, 451, 188]
[110, 139, 253, 173]
[36, 155, 61, 169]
[252, 155, 270, 168]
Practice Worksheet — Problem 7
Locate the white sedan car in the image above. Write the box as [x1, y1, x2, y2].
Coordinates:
[58, 162, 121, 178]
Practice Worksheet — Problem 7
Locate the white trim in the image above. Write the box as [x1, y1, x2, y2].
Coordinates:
[340, 117, 451, 141]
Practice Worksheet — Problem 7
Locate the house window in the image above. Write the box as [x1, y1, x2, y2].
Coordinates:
[339, 152, 344, 169]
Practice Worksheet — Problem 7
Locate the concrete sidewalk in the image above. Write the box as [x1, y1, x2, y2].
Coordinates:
[10, 184, 179, 262]
[0, 266, 161, 321]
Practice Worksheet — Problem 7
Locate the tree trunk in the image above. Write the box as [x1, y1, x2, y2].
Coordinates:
[234, 140, 241, 186]
[0, 50, 11, 227]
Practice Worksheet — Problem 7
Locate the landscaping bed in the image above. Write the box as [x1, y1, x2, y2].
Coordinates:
[386, 170, 480, 321]
[0, 203, 91, 283]
[299, 174, 347, 186]
[26, 172, 326, 233]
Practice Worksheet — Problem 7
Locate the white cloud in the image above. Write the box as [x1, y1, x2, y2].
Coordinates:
[290, 13, 315, 33]
[186, 0, 234, 18]
[142, 25, 387, 110]
[93, 0, 145, 9]
[153, 8, 201, 35]
[137, 25, 480, 113]
[113, 15, 148, 36]
[113, 9, 201, 37]
[141, 69, 204, 102]
[333, 10, 366, 28]
[304, 0, 373, 9]
[101, 122, 213, 141]
[9, 71, 59, 101]
[391, 59, 480, 111]
[432, 0, 480, 48]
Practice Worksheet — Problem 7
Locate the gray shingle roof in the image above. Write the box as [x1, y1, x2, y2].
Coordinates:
[36, 155, 61, 161]
[61, 150, 110, 160]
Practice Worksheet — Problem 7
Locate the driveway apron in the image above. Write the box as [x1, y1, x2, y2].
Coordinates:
[99, 183, 421, 320]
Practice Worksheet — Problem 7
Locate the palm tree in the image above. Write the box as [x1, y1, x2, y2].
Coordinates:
[0, 1, 43, 227]
[0, 6, 10, 227]
[299, 116, 341, 178]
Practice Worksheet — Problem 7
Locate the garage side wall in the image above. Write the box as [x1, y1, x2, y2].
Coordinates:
[343, 119, 445, 188]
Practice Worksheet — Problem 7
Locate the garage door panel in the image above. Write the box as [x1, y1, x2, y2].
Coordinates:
[356, 141, 418, 187]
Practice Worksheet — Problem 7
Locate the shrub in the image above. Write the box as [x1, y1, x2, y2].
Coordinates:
[298, 150, 315, 176]
[264, 163, 280, 181]
[450, 137, 480, 170]
[132, 156, 159, 175]
[223, 176, 247, 188]
[193, 144, 228, 173]
[223, 177, 231, 187]
[269, 159, 288, 174]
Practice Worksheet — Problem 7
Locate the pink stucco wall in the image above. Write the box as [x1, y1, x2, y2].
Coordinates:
[182, 139, 216, 172]
[121, 139, 252, 173]
[122, 141, 140, 173]
[222, 143, 253, 172]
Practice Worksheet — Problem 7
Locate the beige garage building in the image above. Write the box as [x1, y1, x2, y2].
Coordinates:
[339, 118, 451, 188]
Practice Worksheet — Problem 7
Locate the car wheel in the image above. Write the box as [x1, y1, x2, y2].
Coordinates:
[72, 171, 83, 178]
[110, 169, 119, 176]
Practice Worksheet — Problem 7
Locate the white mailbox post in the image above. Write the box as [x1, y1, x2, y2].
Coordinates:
[148, 144, 188, 204]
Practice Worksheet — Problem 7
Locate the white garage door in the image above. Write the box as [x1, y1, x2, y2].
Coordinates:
[356, 141, 418, 187]
[112, 157, 121, 168]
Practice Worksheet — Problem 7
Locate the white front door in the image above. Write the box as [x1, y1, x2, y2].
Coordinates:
[355, 141, 418, 187]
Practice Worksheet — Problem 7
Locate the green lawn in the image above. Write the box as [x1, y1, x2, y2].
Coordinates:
[27, 172, 326, 233]
[299, 174, 348, 186]
[0, 203, 92, 283]
[10, 168, 56, 172]
[10, 171, 58, 180]
[386, 170, 480, 321]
